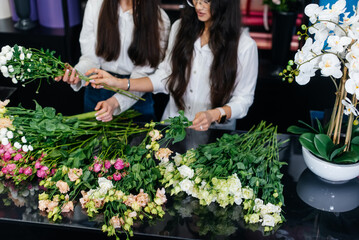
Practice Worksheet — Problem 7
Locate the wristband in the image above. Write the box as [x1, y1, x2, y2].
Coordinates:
[126, 78, 130, 91]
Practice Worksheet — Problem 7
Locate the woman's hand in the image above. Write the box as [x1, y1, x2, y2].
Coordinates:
[85, 68, 126, 90]
[190, 109, 219, 131]
[54, 64, 80, 85]
[94, 96, 119, 122]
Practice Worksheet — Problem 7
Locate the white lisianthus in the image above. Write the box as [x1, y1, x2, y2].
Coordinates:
[26, 53, 32, 59]
[0, 128, 7, 136]
[12, 77, 18, 84]
[20, 53, 25, 60]
[234, 194, 243, 205]
[318, 54, 343, 78]
[242, 187, 254, 200]
[248, 213, 261, 224]
[21, 136, 27, 143]
[262, 214, 275, 227]
[173, 152, 182, 166]
[1, 66, 8, 74]
[6, 131, 13, 139]
[165, 162, 175, 173]
[28, 145, 33, 151]
[14, 142, 21, 149]
[253, 198, 264, 211]
[178, 165, 194, 179]
[8, 66, 14, 73]
[98, 177, 113, 193]
[179, 179, 194, 193]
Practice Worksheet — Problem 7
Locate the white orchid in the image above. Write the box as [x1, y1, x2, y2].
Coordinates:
[342, 97, 359, 116]
[345, 72, 359, 97]
[318, 54, 343, 78]
[304, 3, 322, 24]
[327, 35, 352, 53]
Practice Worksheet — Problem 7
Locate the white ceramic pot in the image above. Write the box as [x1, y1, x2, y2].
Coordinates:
[302, 146, 359, 183]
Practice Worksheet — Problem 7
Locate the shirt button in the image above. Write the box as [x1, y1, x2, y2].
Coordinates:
[188, 106, 191, 109]
[190, 89, 193, 93]
[193, 71, 196, 74]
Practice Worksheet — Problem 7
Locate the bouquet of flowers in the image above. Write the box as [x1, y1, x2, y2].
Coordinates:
[282, 0, 359, 164]
[158, 122, 286, 232]
[0, 45, 141, 100]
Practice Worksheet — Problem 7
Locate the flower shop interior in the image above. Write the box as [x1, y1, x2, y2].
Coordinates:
[0, 1, 359, 240]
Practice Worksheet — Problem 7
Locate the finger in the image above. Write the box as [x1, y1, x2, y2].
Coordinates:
[54, 76, 62, 82]
[63, 69, 70, 82]
[69, 69, 77, 84]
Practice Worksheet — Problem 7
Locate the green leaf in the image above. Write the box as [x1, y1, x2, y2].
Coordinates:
[315, 118, 324, 134]
[329, 145, 346, 161]
[351, 136, 359, 145]
[313, 134, 334, 160]
[333, 151, 359, 164]
[299, 133, 320, 156]
[43, 107, 56, 118]
[287, 125, 311, 134]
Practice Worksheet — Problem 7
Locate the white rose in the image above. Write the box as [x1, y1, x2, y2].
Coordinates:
[14, 142, 21, 149]
[1, 45, 11, 54]
[98, 177, 113, 193]
[1, 66, 8, 74]
[0, 56, 6, 65]
[28, 145, 33, 151]
[6, 131, 13, 139]
[21, 136, 27, 143]
[178, 165, 194, 179]
[22, 145, 28, 152]
[0, 128, 7, 135]
[262, 214, 275, 227]
[1, 138, 9, 145]
[5, 52, 13, 61]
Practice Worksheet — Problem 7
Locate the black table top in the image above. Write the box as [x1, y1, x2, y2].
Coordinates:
[0, 129, 358, 240]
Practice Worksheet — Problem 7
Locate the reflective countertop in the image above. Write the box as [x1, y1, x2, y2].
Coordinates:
[0, 129, 358, 240]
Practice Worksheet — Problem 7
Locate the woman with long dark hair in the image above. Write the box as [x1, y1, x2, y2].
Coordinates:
[86, 0, 258, 130]
[55, 0, 170, 122]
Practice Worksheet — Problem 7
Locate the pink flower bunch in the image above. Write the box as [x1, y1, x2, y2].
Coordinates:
[89, 156, 130, 181]
[0, 143, 18, 162]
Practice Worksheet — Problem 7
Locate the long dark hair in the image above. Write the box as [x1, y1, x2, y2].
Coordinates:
[96, 0, 162, 67]
[167, 0, 242, 110]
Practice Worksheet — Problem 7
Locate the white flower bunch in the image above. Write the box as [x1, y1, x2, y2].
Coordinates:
[245, 198, 282, 227]
[0, 45, 32, 84]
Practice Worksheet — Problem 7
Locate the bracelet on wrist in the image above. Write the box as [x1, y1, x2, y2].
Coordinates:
[126, 78, 130, 91]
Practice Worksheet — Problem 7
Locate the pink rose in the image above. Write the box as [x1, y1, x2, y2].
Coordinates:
[104, 160, 111, 169]
[113, 173, 122, 181]
[56, 180, 70, 194]
[37, 169, 47, 178]
[1, 167, 8, 174]
[35, 161, 41, 169]
[93, 163, 102, 173]
[24, 167, 33, 176]
[114, 159, 124, 170]
[14, 153, 23, 161]
[7, 163, 16, 171]
[3, 152, 11, 161]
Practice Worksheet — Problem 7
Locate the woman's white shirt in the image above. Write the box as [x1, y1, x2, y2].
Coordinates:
[149, 19, 258, 124]
[72, 0, 171, 114]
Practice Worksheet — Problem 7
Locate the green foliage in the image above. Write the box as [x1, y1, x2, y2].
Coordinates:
[161, 110, 192, 145]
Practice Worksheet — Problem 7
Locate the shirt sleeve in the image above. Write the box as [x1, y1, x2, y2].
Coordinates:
[112, 8, 172, 115]
[226, 29, 258, 119]
[148, 19, 182, 94]
[72, 0, 101, 92]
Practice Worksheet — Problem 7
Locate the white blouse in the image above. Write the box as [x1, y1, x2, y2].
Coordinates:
[149, 20, 258, 125]
[71, 0, 171, 114]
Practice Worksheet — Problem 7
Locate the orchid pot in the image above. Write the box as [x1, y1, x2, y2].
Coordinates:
[282, 0, 359, 180]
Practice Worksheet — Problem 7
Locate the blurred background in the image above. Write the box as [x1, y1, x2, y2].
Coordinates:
[0, 0, 353, 133]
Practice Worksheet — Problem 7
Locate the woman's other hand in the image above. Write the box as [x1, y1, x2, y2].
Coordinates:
[54, 65, 80, 85]
[85, 68, 126, 90]
[94, 96, 119, 122]
[190, 109, 219, 131]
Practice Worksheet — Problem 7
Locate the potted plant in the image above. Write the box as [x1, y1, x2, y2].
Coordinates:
[263, 0, 301, 75]
[281, 0, 359, 182]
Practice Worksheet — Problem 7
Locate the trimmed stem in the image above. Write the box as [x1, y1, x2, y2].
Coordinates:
[345, 95, 357, 151]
